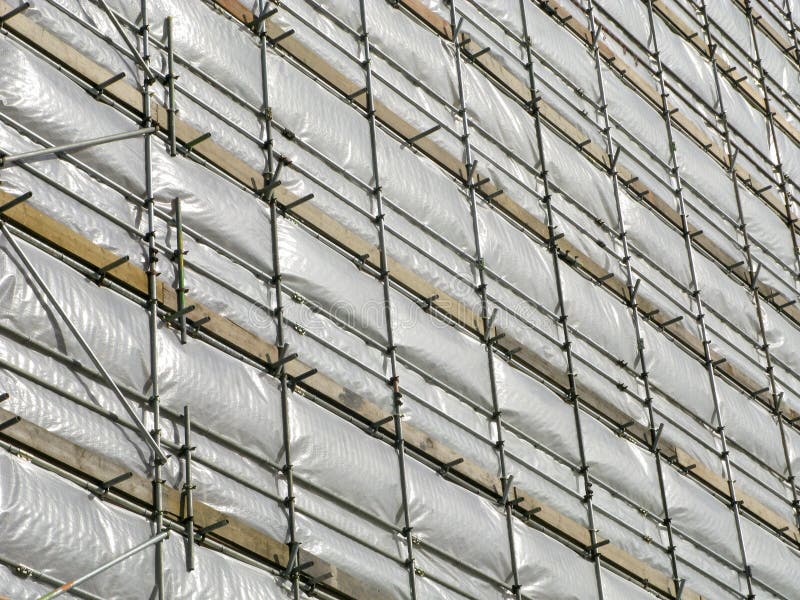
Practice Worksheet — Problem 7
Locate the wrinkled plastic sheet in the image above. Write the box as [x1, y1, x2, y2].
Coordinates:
[16, 0, 773, 489]
[705, 0, 754, 58]
[758, 29, 800, 115]
[0, 1, 715, 503]
[0, 236, 594, 597]
[20, 0, 700, 492]
[732, 452, 797, 526]
[2, 1, 800, 597]
[0, 209, 698, 597]
[36, 0, 791, 366]
[0, 451, 297, 600]
[515, 0, 786, 278]
[0, 36, 145, 194]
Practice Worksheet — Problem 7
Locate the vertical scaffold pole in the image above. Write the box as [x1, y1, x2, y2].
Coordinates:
[356, 2, 418, 596]
[516, 2, 604, 597]
[182, 405, 196, 571]
[702, 0, 800, 529]
[446, 1, 522, 597]
[166, 16, 177, 158]
[165, 17, 185, 344]
[256, 4, 299, 597]
[644, 2, 755, 596]
[584, 3, 684, 596]
[138, 1, 165, 597]
[173, 197, 188, 344]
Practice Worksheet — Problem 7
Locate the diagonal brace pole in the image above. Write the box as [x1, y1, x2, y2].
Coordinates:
[0, 223, 168, 463]
[0, 127, 155, 168]
[36, 531, 169, 600]
[95, 0, 158, 84]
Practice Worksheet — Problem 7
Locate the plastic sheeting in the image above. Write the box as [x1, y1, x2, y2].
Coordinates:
[0, 451, 298, 600]
[3, 0, 800, 597]
[0, 229, 610, 597]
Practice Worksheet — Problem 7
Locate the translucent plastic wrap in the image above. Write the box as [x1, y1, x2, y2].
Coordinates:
[2, 0, 800, 597]
[0, 452, 297, 600]
[0, 36, 144, 193]
[0, 236, 150, 393]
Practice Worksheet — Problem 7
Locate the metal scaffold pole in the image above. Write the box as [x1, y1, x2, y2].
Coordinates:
[447, 1, 522, 597]
[35, 532, 170, 600]
[0, 128, 155, 168]
[163, 18, 189, 346]
[356, 2, 418, 596]
[583, 2, 684, 596]
[181, 405, 196, 571]
[255, 3, 300, 597]
[137, 1, 166, 596]
[586, 0, 685, 599]
[0, 554, 103, 600]
[644, 2, 756, 596]
[517, 2, 604, 597]
[172, 196, 188, 344]
[166, 15, 177, 158]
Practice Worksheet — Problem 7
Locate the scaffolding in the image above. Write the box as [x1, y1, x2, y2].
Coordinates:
[1, 0, 800, 598]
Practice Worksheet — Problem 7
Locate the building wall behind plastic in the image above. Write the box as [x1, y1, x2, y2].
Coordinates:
[1, 0, 800, 598]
